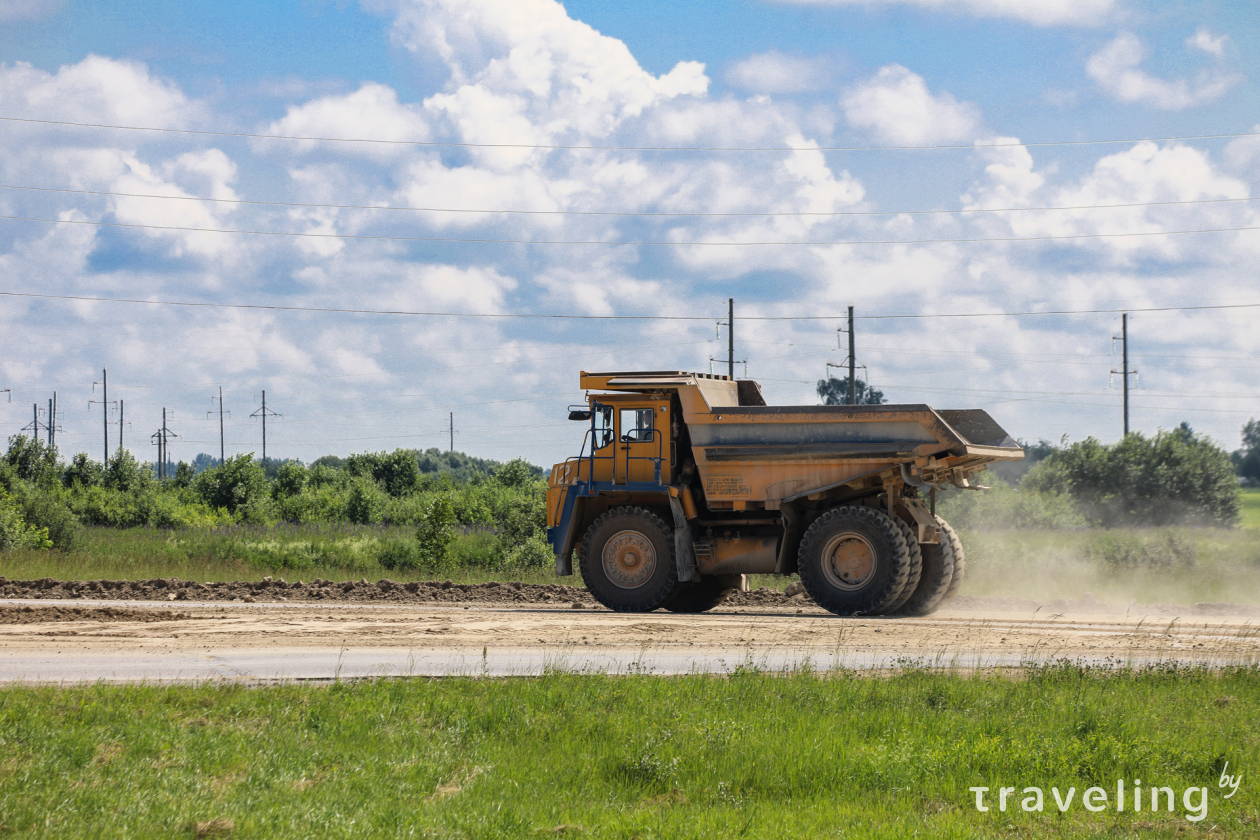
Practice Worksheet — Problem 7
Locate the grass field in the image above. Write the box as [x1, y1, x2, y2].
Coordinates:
[1240, 488, 1260, 530]
[0, 667, 1253, 839]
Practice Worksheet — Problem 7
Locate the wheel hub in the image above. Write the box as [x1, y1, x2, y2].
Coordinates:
[603, 530, 657, 589]
[821, 533, 877, 590]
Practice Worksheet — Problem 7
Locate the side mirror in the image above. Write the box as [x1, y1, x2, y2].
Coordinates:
[568, 410, 592, 421]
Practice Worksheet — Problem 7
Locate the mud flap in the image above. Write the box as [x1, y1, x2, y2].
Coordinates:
[668, 496, 698, 582]
[901, 497, 941, 544]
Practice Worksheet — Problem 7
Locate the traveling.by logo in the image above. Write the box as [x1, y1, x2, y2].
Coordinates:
[969, 779, 1219, 822]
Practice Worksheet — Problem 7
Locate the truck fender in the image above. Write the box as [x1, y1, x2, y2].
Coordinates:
[774, 502, 805, 575]
[668, 496, 699, 582]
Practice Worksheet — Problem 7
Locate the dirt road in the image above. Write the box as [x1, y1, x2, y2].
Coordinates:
[2, 585, 1258, 682]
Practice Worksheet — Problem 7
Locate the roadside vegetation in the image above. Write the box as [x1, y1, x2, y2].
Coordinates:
[0, 437, 552, 579]
[0, 666, 1253, 839]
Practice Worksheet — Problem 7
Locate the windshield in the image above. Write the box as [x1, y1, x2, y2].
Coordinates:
[620, 407, 655, 442]
[593, 404, 614, 449]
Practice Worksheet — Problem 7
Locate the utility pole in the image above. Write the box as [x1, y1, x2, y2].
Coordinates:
[151, 408, 178, 479]
[118, 399, 124, 458]
[251, 391, 279, 463]
[209, 386, 229, 466]
[728, 297, 734, 379]
[47, 398, 53, 446]
[449, 411, 454, 453]
[51, 392, 57, 449]
[89, 369, 116, 465]
[847, 305, 856, 406]
[1111, 313, 1137, 437]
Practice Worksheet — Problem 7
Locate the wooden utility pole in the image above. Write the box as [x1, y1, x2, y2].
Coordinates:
[848, 305, 856, 406]
[727, 298, 734, 379]
[1111, 313, 1137, 437]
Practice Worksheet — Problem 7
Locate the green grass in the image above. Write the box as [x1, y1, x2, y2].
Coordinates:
[1239, 488, 1260, 530]
[0, 525, 567, 587]
[0, 668, 1254, 838]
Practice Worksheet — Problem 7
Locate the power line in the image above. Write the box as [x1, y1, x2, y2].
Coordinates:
[4, 212, 1259, 246]
[4, 289, 1260, 321]
[2, 114, 1256, 152]
[3, 181, 1255, 218]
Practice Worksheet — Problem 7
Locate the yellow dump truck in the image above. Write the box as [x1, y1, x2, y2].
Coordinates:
[546, 371, 1024, 616]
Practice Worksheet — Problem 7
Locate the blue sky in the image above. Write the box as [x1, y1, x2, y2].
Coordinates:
[0, 0, 1257, 467]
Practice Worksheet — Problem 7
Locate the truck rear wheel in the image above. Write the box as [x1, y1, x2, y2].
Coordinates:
[940, 519, 965, 602]
[664, 576, 740, 614]
[797, 506, 912, 616]
[578, 507, 680, 612]
[895, 514, 956, 617]
[881, 515, 923, 614]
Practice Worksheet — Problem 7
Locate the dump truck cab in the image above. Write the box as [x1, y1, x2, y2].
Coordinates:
[547, 371, 1023, 617]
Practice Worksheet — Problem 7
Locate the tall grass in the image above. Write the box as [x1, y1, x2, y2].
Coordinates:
[0, 667, 1253, 838]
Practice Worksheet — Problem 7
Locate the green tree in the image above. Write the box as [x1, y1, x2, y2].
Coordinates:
[1235, 419, 1260, 485]
[416, 496, 457, 567]
[816, 376, 886, 406]
[344, 477, 385, 524]
[62, 453, 104, 488]
[193, 453, 269, 517]
[272, 461, 308, 500]
[4, 435, 60, 487]
[1024, 426, 1239, 527]
[104, 450, 152, 493]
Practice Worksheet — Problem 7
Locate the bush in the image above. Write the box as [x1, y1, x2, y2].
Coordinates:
[276, 486, 346, 523]
[4, 435, 59, 487]
[416, 496, 457, 568]
[62, 453, 103, 489]
[1085, 530, 1199, 571]
[345, 477, 386, 525]
[502, 532, 554, 570]
[346, 450, 421, 497]
[193, 454, 269, 518]
[0, 488, 51, 550]
[272, 461, 307, 500]
[104, 450, 152, 493]
[1023, 427, 1239, 527]
[377, 538, 421, 572]
[13, 487, 79, 550]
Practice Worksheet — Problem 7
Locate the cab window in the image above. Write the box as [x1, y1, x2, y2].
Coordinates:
[619, 408, 655, 442]
[593, 405, 614, 449]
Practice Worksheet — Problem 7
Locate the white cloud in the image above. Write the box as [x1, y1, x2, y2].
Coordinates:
[841, 65, 980, 145]
[1186, 28, 1226, 57]
[725, 51, 835, 94]
[0, 0, 60, 23]
[766, 0, 1114, 27]
[1086, 32, 1241, 110]
[0, 55, 197, 127]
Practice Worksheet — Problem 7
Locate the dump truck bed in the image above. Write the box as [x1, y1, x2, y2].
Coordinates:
[579, 371, 1023, 506]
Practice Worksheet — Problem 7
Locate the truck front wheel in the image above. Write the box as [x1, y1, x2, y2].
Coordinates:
[797, 505, 912, 616]
[578, 507, 681, 612]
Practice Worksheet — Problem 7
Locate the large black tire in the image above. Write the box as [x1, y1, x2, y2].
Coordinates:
[940, 519, 965, 602]
[881, 514, 923, 614]
[578, 507, 681, 612]
[665, 575, 741, 614]
[896, 515, 956, 617]
[797, 506, 912, 616]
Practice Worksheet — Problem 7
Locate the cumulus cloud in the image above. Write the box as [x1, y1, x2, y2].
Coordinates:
[0, 55, 197, 127]
[1086, 32, 1241, 110]
[724, 51, 835, 94]
[841, 65, 980, 145]
[766, 0, 1115, 27]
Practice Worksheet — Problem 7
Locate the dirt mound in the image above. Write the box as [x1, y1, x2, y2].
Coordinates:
[0, 575, 806, 609]
[2, 576, 1257, 618]
[0, 605, 194, 624]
